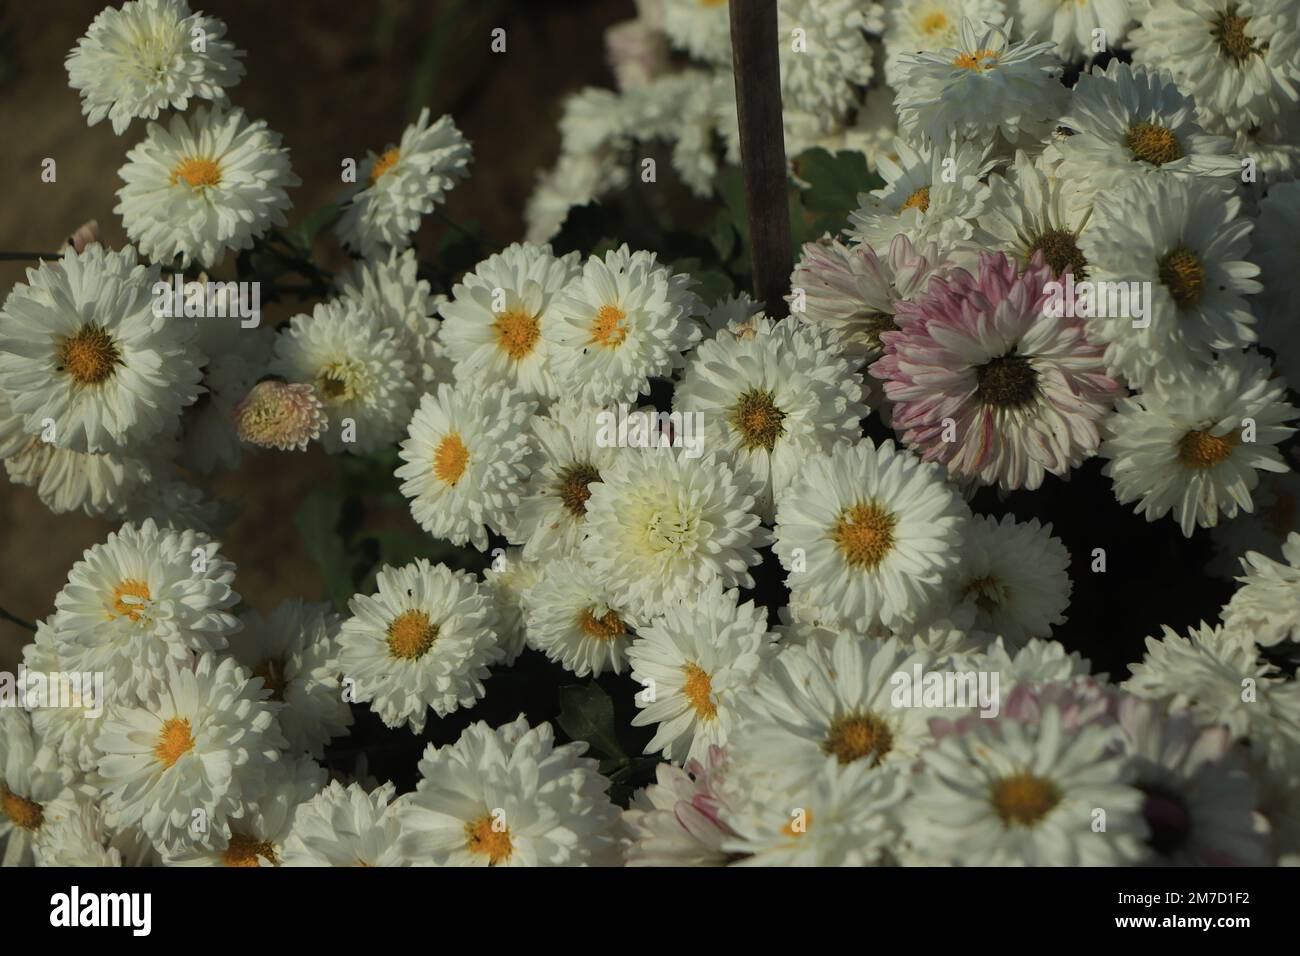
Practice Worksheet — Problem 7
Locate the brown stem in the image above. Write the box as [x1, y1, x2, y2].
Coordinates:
[729, 0, 792, 318]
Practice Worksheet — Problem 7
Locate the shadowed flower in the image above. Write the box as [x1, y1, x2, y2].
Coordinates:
[233, 380, 327, 452]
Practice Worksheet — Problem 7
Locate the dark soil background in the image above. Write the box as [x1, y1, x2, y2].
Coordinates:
[0, 1, 1261, 795]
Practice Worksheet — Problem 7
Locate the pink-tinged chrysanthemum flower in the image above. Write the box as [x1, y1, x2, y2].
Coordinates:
[871, 252, 1120, 491]
[233, 380, 328, 452]
[623, 745, 739, 867]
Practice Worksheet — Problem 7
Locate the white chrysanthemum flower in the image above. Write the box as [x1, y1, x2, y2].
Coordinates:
[337, 247, 452, 388]
[1123, 621, 1279, 738]
[774, 438, 970, 632]
[121, 472, 226, 535]
[731, 634, 940, 792]
[659, 0, 733, 64]
[1222, 532, 1300, 647]
[846, 136, 993, 259]
[904, 704, 1148, 864]
[96, 654, 286, 853]
[0, 245, 201, 454]
[952, 513, 1071, 645]
[776, 0, 878, 121]
[721, 758, 908, 866]
[789, 233, 954, 367]
[21, 619, 106, 775]
[1118, 697, 1272, 866]
[674, 315, 867, 521]
[32, 792, 124, 867]
[3, 439, 159, 518]
[481, 547, 543, 666]
[225, 600, 354, 758]
[623, 746, 738, 867]
[52, 518, 240, 703]
[545, 245, 702, 405]
[336, 559, 500, 734]
[396, 383, 535, 550]
[1252, 180, 1300, 385]
[163, 755, 326, 866]
[439, 241, 581, 401]
[335, 108, 471, 258]
[181, 311, 274, 474]
[270, 298, 417, 455]
[893, 19, 1065, 151]
[281, 781, 413, 867]
[66, 0, 245, 135]
[0, 710, 77, 867]
[1055, 60, 1240, 201]
[396, 716, 623, 866]
[627, 582, 775, 764]
[635, 70, 725, 197]
[698, 291, 763, 339]
[970, 149, 1097, 280]
[1129, 0, 1300, 132]
[1081, 176, 1259, 388]
[514, 399, 620, 562]
[522, 555, 641, 678]
[1012, 0, 1135, 61]
[581, 446, 771, 619]
[882, 0, 1007, 87]
[559, 86, 632, 156]
[1230, 112, 1300, 184]
[1100, 350, 1296, 536]
[116, 105, 299, 268]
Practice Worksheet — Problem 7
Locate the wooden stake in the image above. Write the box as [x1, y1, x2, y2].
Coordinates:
[729, 0, 792, 318]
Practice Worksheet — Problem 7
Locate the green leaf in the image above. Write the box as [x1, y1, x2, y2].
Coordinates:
[293, 489, 354, 612]
[289, 203, 343, 254]
[556, 683, 626, 763]
[795, 147, 884, 223]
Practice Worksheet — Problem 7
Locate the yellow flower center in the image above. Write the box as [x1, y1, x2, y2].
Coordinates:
[823, 712, 894, 766]
[556, 462, 601, 517]
[832, 502, 897, 570]
[729, 388, 787, 452]
[252, 657, 287, 702]
[110, 578, 151, 622]
[1158, 246, 1205, 309]
[991, 772, 1061, 826]
[589, 304, 629, 348]
[222, 831, 278, 867]
[919, 11, 949, 34]
[58, 324, 121, 385]
[578, 607, 626, 642]
[369, 147, 401, 184]
[386, 609, 438, 660]
[433, 432, 470, 485]
[169, 156, 222, 189]
[1, 785, 43, 831]
[1212, 7, 1261, 63]
[781, 810, 813, 838]
[902, 186, 931, 213]
[951, 49, 1000, 72]
[493, 309, 541, 361]
[1125, 122, 1184, 166]
[465, 813, 513, 865]
[682, 663, 717, 721]
[154, 717, 195, 768]
[1177, 429, 1237, 469]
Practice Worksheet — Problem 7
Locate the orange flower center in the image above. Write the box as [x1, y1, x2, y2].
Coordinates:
[154, 717, 195, 768]
[433, 432, 469, 485]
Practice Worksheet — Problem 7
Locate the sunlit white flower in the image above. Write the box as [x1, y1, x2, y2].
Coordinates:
[32, 792, 124, 867]
[396, 383, 536, 550]
[0, 710, 76, 867]
[1100, 350, 1296, 536]
[0, 245, 201, 454]
[397, 716, 623, 866]
[522, 555, 640, 678]
[116, 105, 299, 269]
[882, 0, 1008, 87]
[281, 781, 413, 867]
[439, 241, 581, 401]
[1012, 0, 1135, 61]
[623, 746, 739, 867]
[481, 547, 543, 666]
[66, 0, 245, 135]
[95, 654, 286, 853]
[336, 559, 500, 734]
[627, 582, 775, 764]
[1222, 532, 1300, 647]
[335, 108, 471, 258]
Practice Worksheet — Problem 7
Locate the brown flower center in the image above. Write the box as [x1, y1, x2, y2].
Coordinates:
[991, 772, 1061, 826]
[823, 712, 894, 766]
[252, 657, 287, 702]
[1029, 227, 1087, 279]
[1212, 7, 1262, 63]
[58, 324, 121, 385]
[222, 831, 279, 867]
[976, 354, 1038, 409]
[729, 388, 787, 452]
[1158, 246, 1205, 309]
[1125, 122, 1184, 166]
[556, 462, 600, 517]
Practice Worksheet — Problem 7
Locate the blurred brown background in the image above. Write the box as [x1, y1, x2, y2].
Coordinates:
[0, 0, 634, 668]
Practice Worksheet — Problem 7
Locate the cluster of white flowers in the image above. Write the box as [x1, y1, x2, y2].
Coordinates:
[3, 0, 1300, 867]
